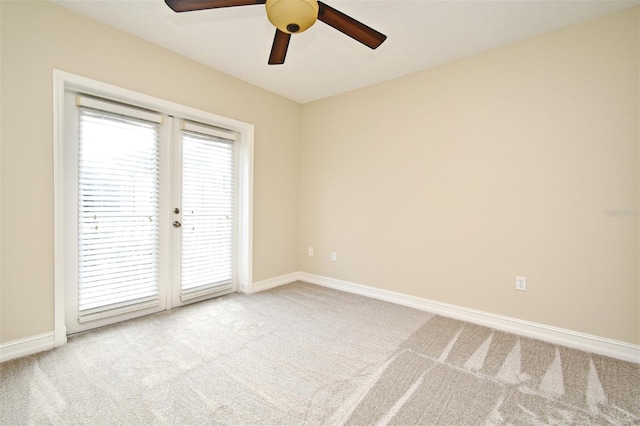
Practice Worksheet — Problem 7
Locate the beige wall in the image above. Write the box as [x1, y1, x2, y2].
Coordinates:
[0, 1, 3, 333]
[0, 1, 300, 343]
[299, 8, 639, 344]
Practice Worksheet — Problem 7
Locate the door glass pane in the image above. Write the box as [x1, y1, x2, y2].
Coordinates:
[180, 130, 234, 300]
[78, 108, 160, 318]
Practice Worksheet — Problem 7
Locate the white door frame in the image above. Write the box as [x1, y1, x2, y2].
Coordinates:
[53, 69, 254, 347]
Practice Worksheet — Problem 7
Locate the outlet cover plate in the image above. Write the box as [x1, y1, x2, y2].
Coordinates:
[516, 276, 527, 291]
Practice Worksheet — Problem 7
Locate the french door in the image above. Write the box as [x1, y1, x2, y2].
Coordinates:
[171, 121, 237, 307]
[64, 92, 239, 334]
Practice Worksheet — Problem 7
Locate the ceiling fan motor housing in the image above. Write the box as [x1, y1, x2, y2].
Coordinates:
[265, 0, 319, 34]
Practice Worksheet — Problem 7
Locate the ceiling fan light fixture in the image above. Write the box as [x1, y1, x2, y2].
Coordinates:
[265, 0, 319, 34]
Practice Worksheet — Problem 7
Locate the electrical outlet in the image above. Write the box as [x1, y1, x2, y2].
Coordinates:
[516, 276, 527, 291]
[331, 252, 337, 261]
[308, 247, 313, 256]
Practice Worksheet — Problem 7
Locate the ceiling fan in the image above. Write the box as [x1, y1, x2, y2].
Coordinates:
[164, 0, 387, 65]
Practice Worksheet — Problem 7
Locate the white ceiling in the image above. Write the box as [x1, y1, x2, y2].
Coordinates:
[54, 0, 638, 103]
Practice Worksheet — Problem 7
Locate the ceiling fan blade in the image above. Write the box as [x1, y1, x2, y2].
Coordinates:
[165, 0, 265, 13]
[268, 29, 291, 65]
[317, 1, 386, 49]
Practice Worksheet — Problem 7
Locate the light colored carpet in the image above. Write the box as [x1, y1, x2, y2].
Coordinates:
[1, 281, 638, 425]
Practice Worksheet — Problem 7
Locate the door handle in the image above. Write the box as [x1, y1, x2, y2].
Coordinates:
[173, 221, 182, 228]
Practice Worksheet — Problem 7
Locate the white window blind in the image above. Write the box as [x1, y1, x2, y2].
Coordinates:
[77, 105, 161, 321]
[180, 125, 235, 301]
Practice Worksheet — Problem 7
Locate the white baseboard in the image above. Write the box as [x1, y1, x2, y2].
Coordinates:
[254, 271, 639, 364]
[0, 332, 55, 363]
[247, 272, 302, 294]
[6, 273, 638, 364]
